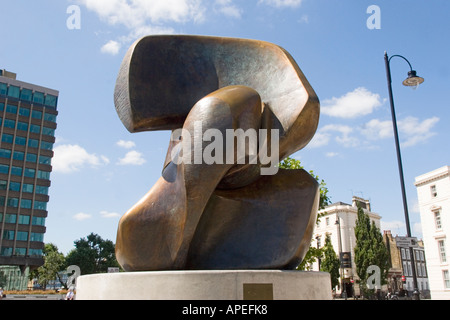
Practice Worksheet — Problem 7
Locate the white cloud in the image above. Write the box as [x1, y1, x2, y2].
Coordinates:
[215, 0, 242, 18]
[322, 87, 383, 119]
[79, 0, 205, 26]
[360, 119, 393, 140]
[309, 124, 359, 148]
[73, 212, 92, 221]
[117, 150, 146, 166]
[100, 210, 121, 218]
[307, 131, 330, 148]
[53, 144, 110, 173]
[325, 152, 339, 158]
[259, 0, 303, 8]
[116, 140, 136, 149]
[360, 116, 440, 147]
[78, 0, 206, 54]
[398, 116, 440, 147]
[100, 40, 121, 55]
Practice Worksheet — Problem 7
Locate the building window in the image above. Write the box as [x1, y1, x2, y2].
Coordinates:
[13, 151, 24, 161]
[4, 214, 17, 224]
[0, 164, 9, 174]
[30, 232, 44, 242]
[16, 231, 28, 241]
[37, 170, 50, 180]
[40, 141, 54, 150]
[44, 94, 57, 108]
[434, 210, 442, 230]
[9, 181, 20, 192]
[6, 104, 17, 114]
[34, 201, 47, 211]
[443, 270, 450, 289]
[44, 113, 57, 122]
[24, 168, 35, 178]
[42, 127, 55, 136]
[20, 89, 32, 102]
[7, 85, 20, 99]
[33, 92, 44, 104]
[39, 156, 51, 165]
[29, 124, 41, 134]
[4, 119, 15, 129]
[17, 121, 28, 131]
[29, 249, 43, 257]
[430, 185, 437, 198]
[11, 166, 22, 176]
[32, 216, 45, 226]
[1, 133, 13, 144]
[14, 136, 26, 146]
[26, 153, 37, 163]
[14, 248, 26, 256]
[20, 199, 32, 209]
[18, 215, 30, 225]
[19, 106, 30, 117]
[2, 230, 14, 240]
[36, 185, 49, 195]
[438, 240, 447, 263]
[22, 183, 34, 193]
[31, 110, 42, 120]
[0, 247, 13, 256]
[0, 83, 7, 95]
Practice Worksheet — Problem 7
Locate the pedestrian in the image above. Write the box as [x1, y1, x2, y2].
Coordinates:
[65, 288, 74, 300]
[0, 287, 3, 300]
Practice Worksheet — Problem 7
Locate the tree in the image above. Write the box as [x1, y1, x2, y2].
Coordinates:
[320, 235, 340, 290]
[278, 157, 331, 270]
[30, 243, 66, 290]
[0, 270, 7, 288]
[65, 233, 120, 275]
[354, 205, 390, 298]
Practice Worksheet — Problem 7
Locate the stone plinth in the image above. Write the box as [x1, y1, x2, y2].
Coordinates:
[76, 270, 331, 300]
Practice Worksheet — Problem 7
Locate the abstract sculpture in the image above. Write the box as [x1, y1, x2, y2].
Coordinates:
[114, 35, 320, 271]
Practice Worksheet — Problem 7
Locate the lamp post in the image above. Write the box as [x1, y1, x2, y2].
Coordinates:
[384, 51, 424, 300]
[335, 215, 346, 299]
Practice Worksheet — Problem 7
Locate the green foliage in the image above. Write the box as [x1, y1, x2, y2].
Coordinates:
[278, 157, 332, 271]
[0, 270, 7, 288]
[320, 235, 340, 289]
[30, 243, 66, 290]
[65, 233, 120, 275]
[296, 246, 323, 271]
[353, 205, 390, 297]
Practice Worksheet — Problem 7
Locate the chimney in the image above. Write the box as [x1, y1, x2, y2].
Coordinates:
[0, 69, 17, 80]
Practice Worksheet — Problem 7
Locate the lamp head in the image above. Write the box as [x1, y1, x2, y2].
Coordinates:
[402, 70, 424, 89]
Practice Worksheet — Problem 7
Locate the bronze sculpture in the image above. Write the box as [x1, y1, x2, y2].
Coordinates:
[114, 35, 320, 271]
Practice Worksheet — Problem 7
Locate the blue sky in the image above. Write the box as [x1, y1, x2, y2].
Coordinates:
[1, 0, 448, 254]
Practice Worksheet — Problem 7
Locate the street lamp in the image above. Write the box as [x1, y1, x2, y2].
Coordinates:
[335, 215, 346, 299]
[384, 51, 424, 300]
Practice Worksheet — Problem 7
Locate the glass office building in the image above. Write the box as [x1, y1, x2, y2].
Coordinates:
[0, 69, 58, 284]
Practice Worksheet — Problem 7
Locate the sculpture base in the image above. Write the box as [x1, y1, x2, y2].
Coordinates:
[76, 270, 331, 300]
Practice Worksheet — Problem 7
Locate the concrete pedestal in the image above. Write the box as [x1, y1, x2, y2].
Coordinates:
[76, 270, 331, 300]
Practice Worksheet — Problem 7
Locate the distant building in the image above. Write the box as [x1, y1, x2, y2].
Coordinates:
[383, 230, 430, 298]
[415, 166, 450, 299]
[312, 196, 381, 297]
[0, 69, 58, 290]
